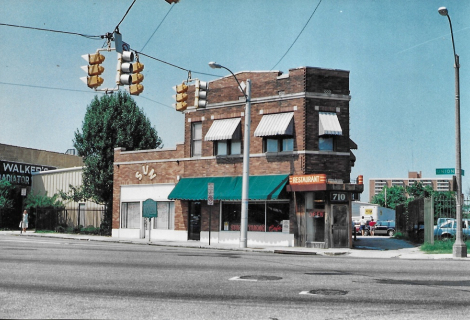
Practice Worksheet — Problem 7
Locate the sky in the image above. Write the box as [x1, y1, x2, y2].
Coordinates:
[1, 0, 469, 201]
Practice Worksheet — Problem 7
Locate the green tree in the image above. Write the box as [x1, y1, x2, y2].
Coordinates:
[371, 185, 407, 209]
[406, 181, 433, 199]
[24, 192, 64, 209]
[0, 179, 15, 209]
[73, 92, 162, 233]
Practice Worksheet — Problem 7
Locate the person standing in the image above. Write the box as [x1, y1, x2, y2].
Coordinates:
[360, 216, 366, 236]
[21, 210, 29, 233]
[369, 218, 376, 236]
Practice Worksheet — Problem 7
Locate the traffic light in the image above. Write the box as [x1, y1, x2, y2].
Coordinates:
[194, 79, 208, 108]
[118, 51, 134, 86]
[129, 60, 144, 95]
[81, 52, 105, 88]
[173, 82, 189, 111]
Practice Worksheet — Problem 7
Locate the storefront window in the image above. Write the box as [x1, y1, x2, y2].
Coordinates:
[121, 202, 140, 229]
[153, 202, 174, 230]
[266, 202, 290, 232]
[305, 192, 326, 242]
[221, 201, 289, 232]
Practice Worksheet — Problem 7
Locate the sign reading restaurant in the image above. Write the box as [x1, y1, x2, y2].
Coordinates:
[0, 160, 56, 186]
[289, 174, 327, 185]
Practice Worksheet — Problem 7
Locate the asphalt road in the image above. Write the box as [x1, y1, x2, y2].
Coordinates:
[1, 234, 470, 319]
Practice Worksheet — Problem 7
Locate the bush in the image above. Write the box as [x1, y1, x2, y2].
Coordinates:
[393, 231, 407, 240]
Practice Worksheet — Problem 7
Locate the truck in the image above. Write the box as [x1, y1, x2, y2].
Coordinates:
[352, 202, 395, 223]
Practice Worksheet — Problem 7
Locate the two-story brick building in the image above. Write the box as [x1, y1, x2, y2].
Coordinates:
[112, 66, 363, 248]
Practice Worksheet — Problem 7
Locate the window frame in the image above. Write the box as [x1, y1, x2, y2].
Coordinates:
[191, 122, 202, 157]
[214, 139, 242, 156]
[263, 136, 294, 153]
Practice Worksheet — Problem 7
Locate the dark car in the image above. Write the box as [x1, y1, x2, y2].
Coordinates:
[365, 220, 395, 236]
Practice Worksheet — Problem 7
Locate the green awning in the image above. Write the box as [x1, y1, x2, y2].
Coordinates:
[168, 174, 289, 201]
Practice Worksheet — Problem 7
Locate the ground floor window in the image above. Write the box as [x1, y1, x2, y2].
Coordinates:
[152, 202, 175, 230]
[221, 201, 290, 232]
[121, 202, 140, 229]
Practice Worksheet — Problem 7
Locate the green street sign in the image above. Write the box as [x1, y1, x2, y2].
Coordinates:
[436, 168, 465, 176]
[143, 199, 158, 218]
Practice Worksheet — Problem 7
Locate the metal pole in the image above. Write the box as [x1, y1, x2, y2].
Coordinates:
[453, 54, 466, 257]
[209, 206, 212, 246]
[240, 79, 251, 248]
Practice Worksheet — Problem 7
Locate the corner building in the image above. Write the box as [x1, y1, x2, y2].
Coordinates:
[113, 66, 363, 248]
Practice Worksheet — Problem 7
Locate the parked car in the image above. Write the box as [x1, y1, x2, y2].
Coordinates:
[434, 219, 470, 239]
[364, 220, 395, 236]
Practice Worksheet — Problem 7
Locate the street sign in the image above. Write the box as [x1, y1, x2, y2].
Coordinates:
[436, 168, 465, 176]
[207, 183, 214, 206]
[142, 199, 158, 218]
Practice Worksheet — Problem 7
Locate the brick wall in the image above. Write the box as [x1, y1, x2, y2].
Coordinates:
[113, 66, 354, 231]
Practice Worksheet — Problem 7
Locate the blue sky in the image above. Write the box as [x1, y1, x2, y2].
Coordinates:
[1, 0, 469, 201]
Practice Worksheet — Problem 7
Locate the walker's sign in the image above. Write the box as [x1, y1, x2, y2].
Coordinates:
[0, 160, 56, 186]
[289, 174, 327, 185]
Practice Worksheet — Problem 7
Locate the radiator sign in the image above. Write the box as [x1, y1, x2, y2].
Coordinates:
[0, 160, 56, 186]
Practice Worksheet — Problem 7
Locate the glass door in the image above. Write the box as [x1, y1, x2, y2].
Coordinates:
[188, 201, 201, 240]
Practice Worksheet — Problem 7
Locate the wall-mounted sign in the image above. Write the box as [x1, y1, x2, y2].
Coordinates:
[136, 165, 157, 181]
[0, 160, 56, 186]
[330, 192, 348, 203]
[289, 174, 326, 185]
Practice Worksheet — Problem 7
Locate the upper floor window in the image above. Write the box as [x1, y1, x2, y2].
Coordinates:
[205, 118, 242, 156]
[318, 112, 342, 151]
[265, 137, 294, 152]
[254, 112, 294, 153]
[191, 122, 202, 157]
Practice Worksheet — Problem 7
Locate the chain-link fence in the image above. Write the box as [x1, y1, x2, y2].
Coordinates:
[0, 207, 106, 233]
[35, 208, 105, 232]
[396, 194, 470, 243]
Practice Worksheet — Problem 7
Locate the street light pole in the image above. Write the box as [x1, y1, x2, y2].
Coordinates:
[438, 7, 467, 258]
[209, 62, 251, 248]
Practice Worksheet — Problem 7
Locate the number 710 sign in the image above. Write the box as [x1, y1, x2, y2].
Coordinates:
[330, 192, 348, 203]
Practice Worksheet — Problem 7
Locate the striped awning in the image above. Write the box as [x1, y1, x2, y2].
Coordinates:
[205, 118, 241, 141]
[319, 112, 342, 136]
[254, 112, 294, 137]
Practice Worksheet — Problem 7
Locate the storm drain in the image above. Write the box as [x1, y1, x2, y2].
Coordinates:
[230, 275, 283, 281]
[300, 289, 348, 296]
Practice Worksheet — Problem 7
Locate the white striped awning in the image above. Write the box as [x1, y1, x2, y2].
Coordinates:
[254, 112, 294, 137]
[204, 118, 241, 141]
[319, 112, 342, 136]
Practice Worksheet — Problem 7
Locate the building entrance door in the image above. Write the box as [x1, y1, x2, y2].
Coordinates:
[188, 201, 201, 240]
[332, 204, 348, 247]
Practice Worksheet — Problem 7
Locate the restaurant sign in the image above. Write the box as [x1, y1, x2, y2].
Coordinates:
[289, 174, 327, 185]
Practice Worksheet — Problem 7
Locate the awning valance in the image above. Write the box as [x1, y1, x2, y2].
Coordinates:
[319, 112, 342, 136]
[168, 174, 289, 201]
[205, 118, 241, 141]
[254, 112, 294, 137]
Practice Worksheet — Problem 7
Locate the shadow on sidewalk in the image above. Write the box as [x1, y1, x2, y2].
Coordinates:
[353, 236, 418, 250]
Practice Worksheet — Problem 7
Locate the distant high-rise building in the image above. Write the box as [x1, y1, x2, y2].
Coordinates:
[369, 171, 453, 200]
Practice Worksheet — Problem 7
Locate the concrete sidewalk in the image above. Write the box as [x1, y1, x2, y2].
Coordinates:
[0, 231, 460, 260]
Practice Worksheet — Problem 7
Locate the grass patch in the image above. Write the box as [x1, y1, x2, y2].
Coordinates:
[421, 240, 470, 254]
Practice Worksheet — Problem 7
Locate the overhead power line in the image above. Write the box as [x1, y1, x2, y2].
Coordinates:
[115, 0, 138, 32]
[141, 4, 175, 51]
[0, 23, 103, 39]
[270, 0, 323, 70]
[134, 51, 221, 78]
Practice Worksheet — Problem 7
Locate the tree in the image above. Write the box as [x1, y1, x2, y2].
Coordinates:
[371, 185, 407, 209]
[406, 181, 433, 199]
[0, 179, 15, 209]
[73, 92, 162, 233]
[24, 192, 64, 210]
